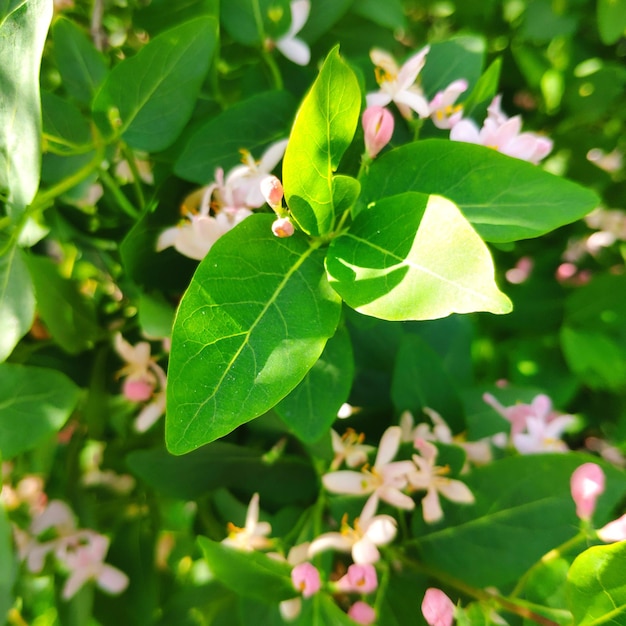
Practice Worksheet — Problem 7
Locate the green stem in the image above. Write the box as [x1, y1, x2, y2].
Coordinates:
[262, 48, 284, 91]
[120, 144, 147, 210]
[99, 168, 141, 219]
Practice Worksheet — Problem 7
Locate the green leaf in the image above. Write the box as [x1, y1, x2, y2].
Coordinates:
[301, 0, 353, 42]
[332, 175, 361, 216]
[127, 442, 317, 506]
[137, 292, 175, 339]
[598, 0, 626, 45]
[175, 91, 296, 184]
[198, 536, 295, 603]
[391, 334, 465, 433]
[92, 17, 217, 152]
[0, 0, 26, 24]
[0, 507, 14, 625]
[220, 0, 290, 45]
[421, 35, 486, 98]
[135, 0, 218, 35]
[275, 325, 354, 443]
[462, 57, 502, 121]
[351, 0, 407, 30]
[326, 192, 511, 320]
[0, 238, 35, 362]
[283, 46, 361, 236]
[358, 139, 600, 243]
[0, 0, 52, 217]
[166, 214, 342, 454]
[0, 363, 80, 459]
[567, 542, 626, 625]
[52, 17, 108, 105]
[413, 454, 626, 588]
[25, 254, 101, 354]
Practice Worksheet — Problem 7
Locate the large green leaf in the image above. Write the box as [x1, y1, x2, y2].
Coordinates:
[198, 537, 295, 603]
[0, 0, 51, 217]
[358, 140, 599, 243]
[92, 17, 217, 152]
[175, 91, 296, 184]
[0, 0, 25, 24]
[413, 454, 626, 589]
[127, 442, 317, 506]
[0, 507, 14, 625]
[0, 237, 35, 361]
[0, 363, 80, 459]
[283, 46, 361, 236]
[597, 0, 626, 45]
[326, 192, 511, 320]
[166, 214, 342, 454]
[52, 17, 108, 105]
[567, 542, 626, 625]
[275, 325, 354, 443]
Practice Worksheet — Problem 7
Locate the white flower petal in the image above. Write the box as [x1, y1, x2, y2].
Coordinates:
[276, 37, 310, 66]
[323, 470, 375, 495]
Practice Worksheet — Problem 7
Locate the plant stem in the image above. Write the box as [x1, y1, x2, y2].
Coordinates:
[99, 169, 141, 219]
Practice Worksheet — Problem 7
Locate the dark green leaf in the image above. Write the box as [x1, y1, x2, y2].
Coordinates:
[327, 192, 511, 320]
[92, 17, 217, 152]
[283, 46, 361, 236]
[358, 140, 600, 243]
[351, 0, 406, 30]
[0, 363, 80, 458]
[0, 0, 51, 217]
[175, 91, 296, 184]
[220, 0, 290, 45]
[166, 214, 341, 454]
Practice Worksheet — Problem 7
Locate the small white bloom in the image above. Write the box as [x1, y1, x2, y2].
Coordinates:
[274, 0, 310, 66]
[429, 79, 468, 129]
[366, 47, 431, 120]
[222, 493, 273, 551]
[330, 428, 375, 470]
[512, 413, 575, 454]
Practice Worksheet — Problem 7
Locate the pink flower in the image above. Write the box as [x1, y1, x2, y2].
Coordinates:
[362, 105, 394, 158]
[291, 562, 321, 598]
[597, 513, 626, 542]
[348, 601, 377, 625]
[571, 463, 605, 520]
[335, 563, 378, 594]
[260, 175, 284, 211]
[429, 79, 468, 129]
[272, 217, 295, 238]
[122, 378, 153, 402]
[422, 588, 455, 626]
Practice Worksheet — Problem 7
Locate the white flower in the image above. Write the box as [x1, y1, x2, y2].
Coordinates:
[308, 498, 397, 564]
[274, 0, 310, 66]
[323, 426, 415, 513]
[366, 47, 431, 120]
[429, 79, 468, 129]
[408, 439, 475, 524]
[450, 95, 552, 164]
[222, 493, 273, 551]
[512, 413, 575, 454]
[330, 428, 375, 470]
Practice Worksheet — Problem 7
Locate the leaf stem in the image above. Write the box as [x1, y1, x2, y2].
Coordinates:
[262, 48, 284, 91]
[120, 144, 147, 209]
[99, 168, 141, 219]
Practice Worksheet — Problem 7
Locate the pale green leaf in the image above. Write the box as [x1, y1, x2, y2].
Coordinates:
[327, 192, 512, 321]
[0, 363, 80, 459]
[166, 214, 342, 454]
[0, 0, 52, 217]
[283, 46, 361, 236]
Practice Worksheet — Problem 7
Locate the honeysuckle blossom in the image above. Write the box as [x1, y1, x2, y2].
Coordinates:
[571, 463, 605, 520]
[597, 513, 626, 542]
[330, 428, 375, 470]
[366, 46, 431, 120]
[322, 426, 415, 512]
[362, 105, 395, 158]
[260, 175, 285, 212]
[408, 439, 475, 524]
[335, 563, 378, 594]
[291, 562, 321, 598]
[308, 497, 397, 564]
[272, 216, 295, 237]
[273, 0, 310, 66]
[483, 392, 560, 438]
[61, 532, 129, 600]
[348, 601, 377, 625]
[422, 588, 455, 626]
[271, 543, 311, 621]
[587, 147, 623, 173]
[222, 493, 273, 551]
[512, 410, 575, 454]
[450, 95, 553, 164]
[429, 79, 468, 129]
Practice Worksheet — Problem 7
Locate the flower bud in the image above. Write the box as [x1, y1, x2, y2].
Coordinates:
[571, 462, 605, 520]
[362, 105, 394, 158]
[291, 562, 321, 598]
[348, 601, 376, 625]
[123, 378, 154, 402]
[422, 588, 455, 626]
[260, 175, 284, 211]
[335, 563, 378, 594]
[272, 217, 295, 238]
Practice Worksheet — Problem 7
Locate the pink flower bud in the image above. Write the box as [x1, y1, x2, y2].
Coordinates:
[348, 601, 376, 625]
[336, 563, 378, 594]
[571, 463, 605, 520]
[291, 562, 321, 598]
[422, 588, 455, 626]
[362, 105, 394, 158]
[122, 378, 154, 402]
[272, 217, 295, 238]
[260, 175, 284, 211]
[597, 513, 626, 543]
